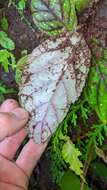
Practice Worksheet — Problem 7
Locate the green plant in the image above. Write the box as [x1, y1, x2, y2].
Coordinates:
[8, 0, 35, 31]
[51, 45, 107, 190]
[0, 14, 21, 102]
[85, 48, 107, 124]
[0, 15, 16, 72]
[31, 0, 77, 36]
[0, 50, 16, 72]
[31, 0, 91, 36]
[0, 17, 9, 31]
[51, 98, 92, 184]
[0, 31, 15, 50]
[92, 161, 107, 179]
[15, 53, 29, 84]
[8, 0, 26, 13]
[62, 138, 84, 178]
[0, 81, 16, 102]
[60, 171, 91, 190]
[3, 0, 106, 189]
[74, 0, 90, 12]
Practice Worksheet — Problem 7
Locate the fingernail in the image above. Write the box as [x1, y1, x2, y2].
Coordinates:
[0, 99, 19, 112]
[12, 108, 29, 120]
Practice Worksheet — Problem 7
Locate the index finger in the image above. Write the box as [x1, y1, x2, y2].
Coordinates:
[0, 108, 28, 141]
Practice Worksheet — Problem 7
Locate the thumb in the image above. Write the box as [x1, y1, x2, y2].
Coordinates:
[0, 108, 29, 141]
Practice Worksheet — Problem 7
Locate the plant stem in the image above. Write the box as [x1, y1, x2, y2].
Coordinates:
[80, 138, 95, 190]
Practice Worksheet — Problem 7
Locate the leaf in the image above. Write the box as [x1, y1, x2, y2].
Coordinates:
[0, 50, 16, 72]
[88, 124, 105, 146]
[0, 81, 16, 96]
[0, 31, 15, 50]
[62, 140, 83, 178]
[0, 17, 9, 31]
[18, 0, 26, 11]
[31, 0, 77, 36]
[60, 171, 91, 190]
[95, 146, 107, 164]
[74, 0, 90, 12]
[85, 49, 107, 124]
[92, 161, 107, 179]
[15, 55, 28, 84]
[19, 32, 90, 144]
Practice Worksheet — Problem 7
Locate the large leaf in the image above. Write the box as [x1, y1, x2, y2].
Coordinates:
[0, 31, 15, 50]
[19, 32, 90, 144]
[60, 171, 91, 190]
[85, 49, 107, 124]
[31, 0, 77, 36]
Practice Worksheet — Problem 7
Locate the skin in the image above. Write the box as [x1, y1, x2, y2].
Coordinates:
[0, 99, 48, 190]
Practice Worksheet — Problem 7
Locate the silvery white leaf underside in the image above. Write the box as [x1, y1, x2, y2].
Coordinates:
[19, 32, 91, 144]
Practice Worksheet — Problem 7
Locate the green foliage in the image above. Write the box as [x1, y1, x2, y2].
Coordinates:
[15, 54, 28, 84]
[0, 50, 16, 72]
[0, 15, 16, 73]
[92, 161, 107, 179]
[88, 124, 107, 146]
[0, 31, 15, 50]
[0, 16, 16, 97]
[8, 0, 26, 12]
[0, 81, 16, 103]
[51, 47, 107, 189]
[0, 17, 9, 31]
[18, 0, 26, 11]
[1, 2, 107, 189]
[95, 146, 107, 164]
[62, 139, 83, 178]
[51, 99, 92, 183]
[60, 171, 91, 190]
[31, 0, 91, 36]
[51, 122, 67, 184]
[31, 0, 77, 36]
[74, 0, 90, 12]
[85, 49, 107, 124]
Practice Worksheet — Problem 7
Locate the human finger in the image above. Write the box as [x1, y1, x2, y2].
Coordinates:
[0, 128, 27, 160]
[0, 108, 28, 141]
[0, 99, 27, 159]
[0, 155, 28, 190]
[16, 139, 48, 177]
[0, 99, 19, 113]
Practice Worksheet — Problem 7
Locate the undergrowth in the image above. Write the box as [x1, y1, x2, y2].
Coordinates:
[0, 11, 28, 101]
[51, 46, 107, 190]
[1, 1, 107, 190]
[0, 12, 16, 100]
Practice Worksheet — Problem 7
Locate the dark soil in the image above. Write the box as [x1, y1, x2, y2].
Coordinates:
[0, 0, 107, 190]
[6, 8, 38, 58]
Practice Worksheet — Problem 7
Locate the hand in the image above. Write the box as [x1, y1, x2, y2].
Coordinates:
[0, 99, 47, 190]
